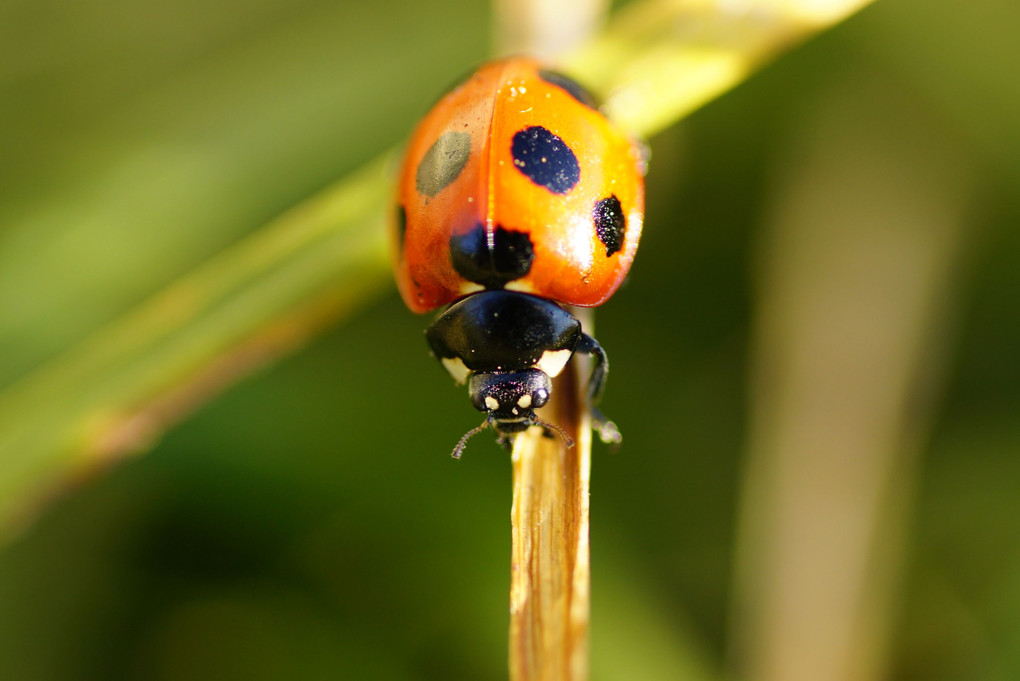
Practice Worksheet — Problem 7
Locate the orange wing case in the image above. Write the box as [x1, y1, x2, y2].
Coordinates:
[394, 58, 644, 313]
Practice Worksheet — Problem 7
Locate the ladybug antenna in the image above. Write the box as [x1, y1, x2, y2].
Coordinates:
[451, 418, 492, 459]
[532, 415, 575, 449]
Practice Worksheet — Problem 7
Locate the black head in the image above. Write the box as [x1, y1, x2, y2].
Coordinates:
[449, 370, 573, 458]
[469, 370, 551, 431]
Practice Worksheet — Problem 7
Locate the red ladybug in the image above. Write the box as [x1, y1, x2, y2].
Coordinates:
[392, 57, 645, 457]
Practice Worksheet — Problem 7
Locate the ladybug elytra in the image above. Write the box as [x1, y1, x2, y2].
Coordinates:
[392, 57, 645, 457]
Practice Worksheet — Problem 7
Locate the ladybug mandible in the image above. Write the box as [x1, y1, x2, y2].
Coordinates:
[392, 57, 645, 457]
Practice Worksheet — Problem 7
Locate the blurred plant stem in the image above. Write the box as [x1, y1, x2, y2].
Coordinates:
[0, 157, 394, 535]
[493, 0, 609, 60]
[0, 0, 875, 544]
[731, 77, 975, 681]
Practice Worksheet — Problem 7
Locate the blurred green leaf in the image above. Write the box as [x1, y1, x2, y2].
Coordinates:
[0, 156, 392, 533]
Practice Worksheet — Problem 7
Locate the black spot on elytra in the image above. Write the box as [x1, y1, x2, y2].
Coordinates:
[450, 224, 535, 289]
[416, 131, 471, 197]
[538, 69, 599, 110]
[593, 195, 626, 256]
[511, 126, 580, 195]
[395, 204, 407, 251]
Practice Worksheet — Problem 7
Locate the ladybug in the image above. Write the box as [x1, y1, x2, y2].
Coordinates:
[392, 57, 645, 457]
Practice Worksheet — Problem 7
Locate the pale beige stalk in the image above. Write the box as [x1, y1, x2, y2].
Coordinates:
[509, 358, 592, 681]
[731, 80, 973, 681]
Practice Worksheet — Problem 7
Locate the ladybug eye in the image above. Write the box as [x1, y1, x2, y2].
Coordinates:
[530, 388, 550, 409]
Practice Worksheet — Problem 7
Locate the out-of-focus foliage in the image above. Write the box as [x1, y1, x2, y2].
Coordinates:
[0, 0, 1017, 680]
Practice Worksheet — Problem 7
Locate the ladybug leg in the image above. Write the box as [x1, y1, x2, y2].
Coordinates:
[574, 334, 622, 446]
[574, 333, 607, 403]
[591, 409, 623, 446]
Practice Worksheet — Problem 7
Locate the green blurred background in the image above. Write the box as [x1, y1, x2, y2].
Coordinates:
[1, 0, 1018, 679]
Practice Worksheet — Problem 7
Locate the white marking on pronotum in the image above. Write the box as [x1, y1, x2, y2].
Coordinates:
[517, 394, 532, 409]
[485, 396, 500, 411]
[535, 349, 572, 378]
[457, 281, 485, 298]
[441, 357, 471, 384]
[504, 279, 537, 296]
